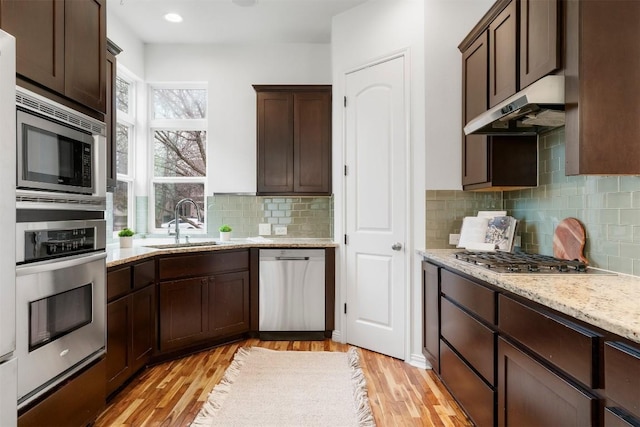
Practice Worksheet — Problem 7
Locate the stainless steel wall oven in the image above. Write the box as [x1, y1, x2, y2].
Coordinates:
[15, 209, 106, 409]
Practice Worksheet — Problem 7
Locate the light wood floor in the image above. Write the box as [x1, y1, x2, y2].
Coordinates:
[95, 339, 471, 426]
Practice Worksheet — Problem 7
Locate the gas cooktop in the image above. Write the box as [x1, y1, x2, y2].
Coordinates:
[453, 251, 609, 274]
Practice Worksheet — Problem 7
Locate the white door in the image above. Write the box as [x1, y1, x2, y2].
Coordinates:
[344, 56, 407, 360]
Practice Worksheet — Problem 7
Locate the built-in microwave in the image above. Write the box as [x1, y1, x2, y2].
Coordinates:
[15, 87, 106, 208]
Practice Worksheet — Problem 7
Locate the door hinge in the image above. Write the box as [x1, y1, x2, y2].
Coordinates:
[344, 165, 348, 176]
[343, 96, 347, 107]
[344, 303, 347, 314]
[344, 234, 348, 245]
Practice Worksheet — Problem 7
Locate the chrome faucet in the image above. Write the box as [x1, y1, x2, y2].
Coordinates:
[173, 198, 202, 244]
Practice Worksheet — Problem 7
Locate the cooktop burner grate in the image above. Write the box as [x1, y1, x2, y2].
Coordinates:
[453, 251, 591, 274]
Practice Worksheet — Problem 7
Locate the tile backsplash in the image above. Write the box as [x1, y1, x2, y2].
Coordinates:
[108, 194, 333, 242]
[426, 128, 640, 276]
[206, 195, 333, 239]
[425, 190, 502, 247]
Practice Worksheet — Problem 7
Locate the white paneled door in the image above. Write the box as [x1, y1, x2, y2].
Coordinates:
[344, 55, 407, 360]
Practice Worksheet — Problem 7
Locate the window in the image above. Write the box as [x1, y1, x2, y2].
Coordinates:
[150, 85, 207, 233]
[113, 73, 135, 234]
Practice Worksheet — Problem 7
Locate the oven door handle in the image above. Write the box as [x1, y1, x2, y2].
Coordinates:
[16, 251, 107, 276]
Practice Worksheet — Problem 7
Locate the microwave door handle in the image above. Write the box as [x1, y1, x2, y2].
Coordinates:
[16, 251, 106, 277]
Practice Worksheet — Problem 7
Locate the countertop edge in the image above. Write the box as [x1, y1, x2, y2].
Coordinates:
[107, 239, 338, 268]
[418, 248, 640, 345]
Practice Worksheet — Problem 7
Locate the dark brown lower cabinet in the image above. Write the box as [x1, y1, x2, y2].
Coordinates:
[106, 284, 155, 396]
[498, 337, 598, 427]
[604, 407, 640, 427]
[441, 340, 495, 427]
[208, 271, 250, 337]
[130, 285, 156, 372]
[159, 277, 209, 352]
[159, 270, 250, 353]
[18, 358, 105, 427]
[422, 261, 439, 371]
[441, 297, 495, 384]
[106, 295, 131, 395]
[604, 341, 640, 425]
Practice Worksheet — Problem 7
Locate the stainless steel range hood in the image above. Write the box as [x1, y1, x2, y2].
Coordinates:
[464, 75, 565, 135]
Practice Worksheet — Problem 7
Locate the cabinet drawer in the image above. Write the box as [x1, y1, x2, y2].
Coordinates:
[605, 342, 640, 418]
[18, 358, 105, 427]
[441, 340, 495, 427]
[159, 250, 249, 280]
[107, 266, 131, 301]
[441, 297, 496, 385]
[498, 337, 597, 427]
[499, 294, 601, 388]
[133, 259, 155, 290]
[441, 269, 496, 324]
[604, 407, 640, 427]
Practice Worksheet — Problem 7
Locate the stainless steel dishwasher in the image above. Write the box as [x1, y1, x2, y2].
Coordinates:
[259, 249, 325, 339]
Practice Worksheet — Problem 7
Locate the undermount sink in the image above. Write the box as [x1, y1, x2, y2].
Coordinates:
[144, 241, 221, 249]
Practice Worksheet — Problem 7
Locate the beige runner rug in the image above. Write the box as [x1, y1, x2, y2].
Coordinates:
[191, 347, 376, 427]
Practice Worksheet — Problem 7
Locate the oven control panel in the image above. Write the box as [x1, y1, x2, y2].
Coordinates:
[24, 227, 97, 263]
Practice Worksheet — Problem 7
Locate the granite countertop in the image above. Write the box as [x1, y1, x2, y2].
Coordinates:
[107, 237, 337, 268]
[418, 248, 640, 345]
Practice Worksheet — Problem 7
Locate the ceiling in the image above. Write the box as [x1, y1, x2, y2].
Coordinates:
[109, 0, 369, 44]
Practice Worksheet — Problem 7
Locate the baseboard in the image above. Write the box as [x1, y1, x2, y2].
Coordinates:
[408, 352, 428, 370]
[331, 330, 343, 343]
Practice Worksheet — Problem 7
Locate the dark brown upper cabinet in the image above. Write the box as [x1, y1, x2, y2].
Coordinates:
[459, 0, 560, 191]
[564, 0, 640, 175]
[520, 0, 560, 89]
[489, 0, 517, 107]
[254, 85, 332, 196]
[462, 32, 490, 187]
[0, 0, 107, 115]
[461, 28, 537, 191]
[463, 0, 560, 109]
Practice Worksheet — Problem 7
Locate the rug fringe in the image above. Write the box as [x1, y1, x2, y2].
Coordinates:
[347, 347, 377, 427]
[190, 346, 252, 427]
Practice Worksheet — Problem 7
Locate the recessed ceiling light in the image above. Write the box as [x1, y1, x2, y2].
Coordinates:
[164, 13, 183, 23]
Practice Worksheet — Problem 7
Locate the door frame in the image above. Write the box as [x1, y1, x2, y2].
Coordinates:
[338, 50, 412, 361]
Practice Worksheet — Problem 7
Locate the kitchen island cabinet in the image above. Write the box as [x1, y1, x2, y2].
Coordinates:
[0, 0, 107, 116]
[254, 85, 332, 195]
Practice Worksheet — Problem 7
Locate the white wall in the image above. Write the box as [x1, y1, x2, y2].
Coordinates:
[144, 44, 331, 193]
[424, 0, 494, 189]
[106, 6, 145, 79]
[332, 0, 426, 367]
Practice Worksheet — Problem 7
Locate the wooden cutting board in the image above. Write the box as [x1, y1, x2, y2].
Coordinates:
[553, 218, 588, 264]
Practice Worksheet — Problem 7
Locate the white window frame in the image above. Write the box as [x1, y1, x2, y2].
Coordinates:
[148, 82, 208, 235]
[112, 68, 137, 237]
